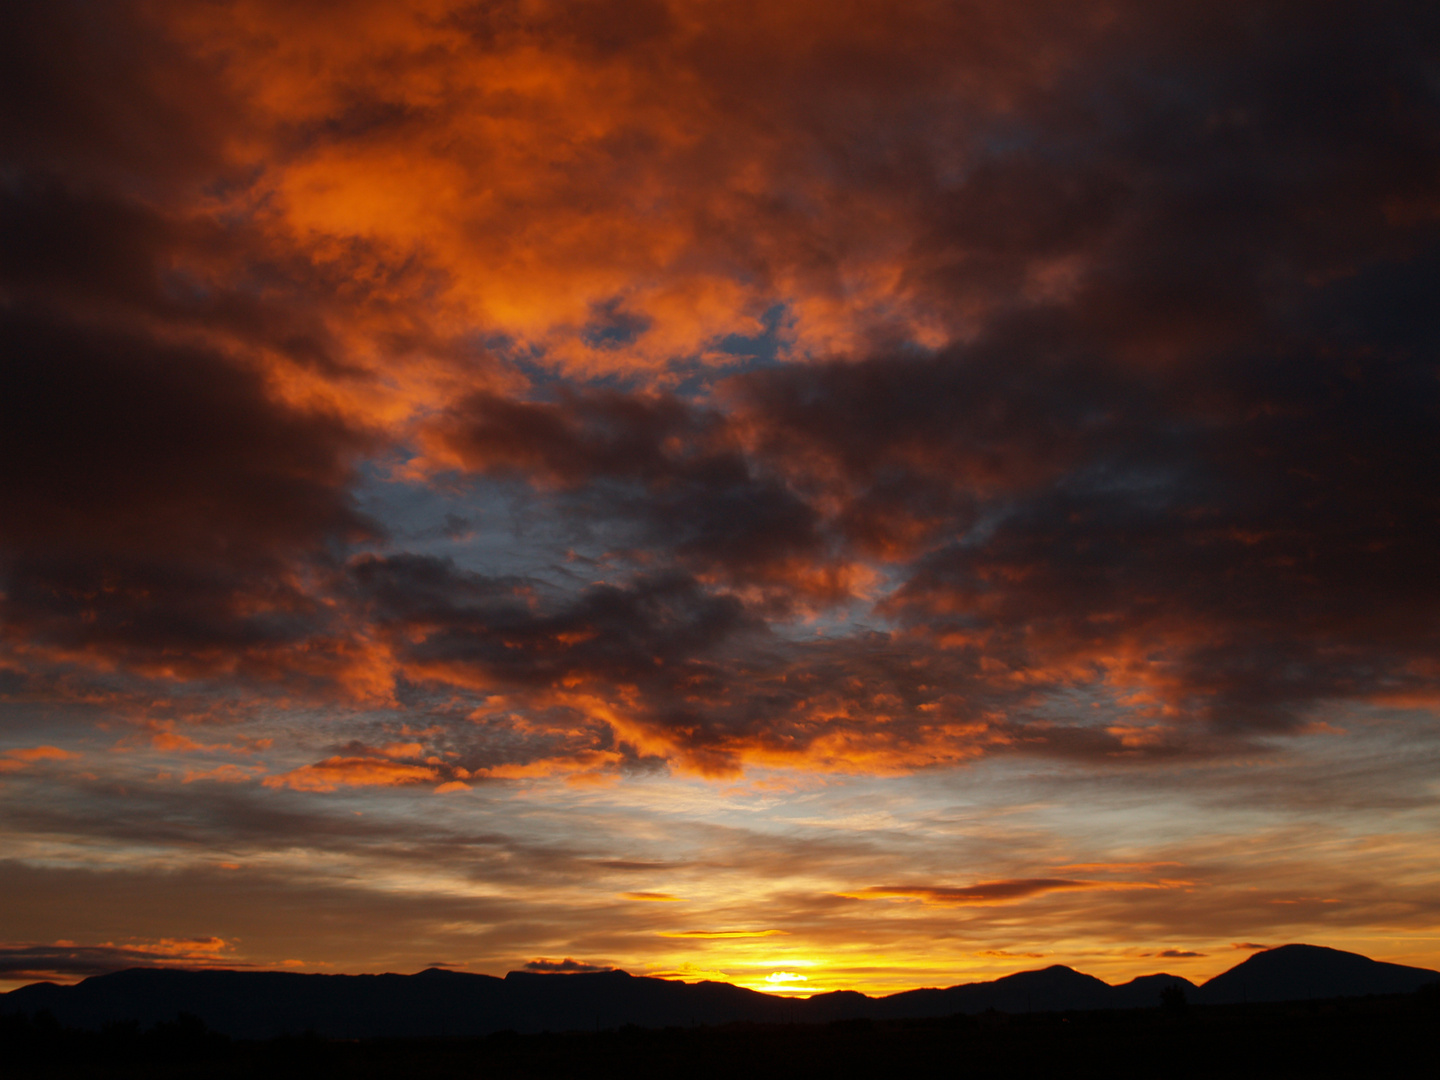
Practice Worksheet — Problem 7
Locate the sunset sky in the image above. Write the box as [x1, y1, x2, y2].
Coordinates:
[3, 0, 1439, 997]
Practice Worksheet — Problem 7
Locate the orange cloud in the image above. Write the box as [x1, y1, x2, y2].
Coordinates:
[137, 936, 231, 958]
[136, 0, 1110, 405]
[0, 746, 80, 773]
[842, 879, 1120, 905]
[137, 720, 275, 757]
[182, 763, 263, 784]
[262, 756, 441, 792]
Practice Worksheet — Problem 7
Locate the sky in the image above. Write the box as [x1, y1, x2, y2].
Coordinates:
[2, 0, 1439, 997]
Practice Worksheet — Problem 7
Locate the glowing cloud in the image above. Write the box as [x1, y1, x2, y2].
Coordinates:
[262, 756, 442, 793]
[659, 930, 789, 940]
[841, 880, 1147, 905]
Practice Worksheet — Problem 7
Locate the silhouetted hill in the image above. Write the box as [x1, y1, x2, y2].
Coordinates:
[876, 965, 1116, 1018]
[1109, 973, 1198, 1009]
[2, 944, 1434, 1038]
[1196, 944, 1439, 1004]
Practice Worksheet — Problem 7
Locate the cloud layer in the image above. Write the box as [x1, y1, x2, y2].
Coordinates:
[2, 0, 1438, 989]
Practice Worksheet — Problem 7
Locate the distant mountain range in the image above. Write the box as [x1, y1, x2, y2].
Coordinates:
[2, 944, 1434, 1039]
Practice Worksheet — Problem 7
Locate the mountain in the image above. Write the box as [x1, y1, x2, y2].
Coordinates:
[875, 965, 1118, 1018]
[1109, 973, 1198, 1009]
[0, 967, 784, 1039]
[1195, 944, 1440, 1004]
[2, 945, 1434, 1038]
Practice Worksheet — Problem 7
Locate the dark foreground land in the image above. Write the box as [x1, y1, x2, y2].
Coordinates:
[4, 989, 1436, 1079]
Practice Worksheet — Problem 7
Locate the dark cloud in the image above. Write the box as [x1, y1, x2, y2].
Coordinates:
[424, 391, 835, 604]
[840, 0, 1439, 734]
[846, 880, 1096, 905]
[3, 0, 1435, 757]
[0, 178, 376, 680]
[415, 292, 1440, 754]
[0, 1, 241, 191]
[0, 315, 365, 673]
[352, 556, 756, 689]
[524, 958, 613, 974]
[410, 0, 1440, 753]
[0, 940, 236, 981]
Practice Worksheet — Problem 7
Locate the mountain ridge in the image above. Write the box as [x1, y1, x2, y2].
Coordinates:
[2, 944, 1434, 1039]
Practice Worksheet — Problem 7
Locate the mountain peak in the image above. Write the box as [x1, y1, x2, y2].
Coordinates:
[1198, 943, 1438, 1003]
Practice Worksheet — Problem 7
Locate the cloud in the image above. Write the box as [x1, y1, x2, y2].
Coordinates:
[6, 747, 77, 763]
[524, 957, 612, 973]
[3, 754, 1438, 993]
[418, 390, 846, 607]
[841, 880, 1101, 905]
[764, 971, 807, 984]
[262, 756, 443, 793]
[2, 0, 1439, 997]
[0, 2, 238, 189]
[0, 178, 376, 691]
[1157, 949, 1206, 959]
[0, 746, 79, 771]
[646, 966, 733, 982]
[0, 937, 235, 981]
[349, 557, 758, 694]
[2, 0, 1437, 780]
[182, 764, 264, 785]
[134, 0, 1105, 374]
[400, 230, 1440, 769]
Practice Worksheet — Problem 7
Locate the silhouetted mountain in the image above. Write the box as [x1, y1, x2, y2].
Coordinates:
[1195, 944, 1440, 1004]
[2, 944, 1434, 1038]
[876, 965, 1117, 1018]
[1109, 973, 1198, 1009]
[0, 967, 783, 1039]
[797, 989, 874, 1023]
